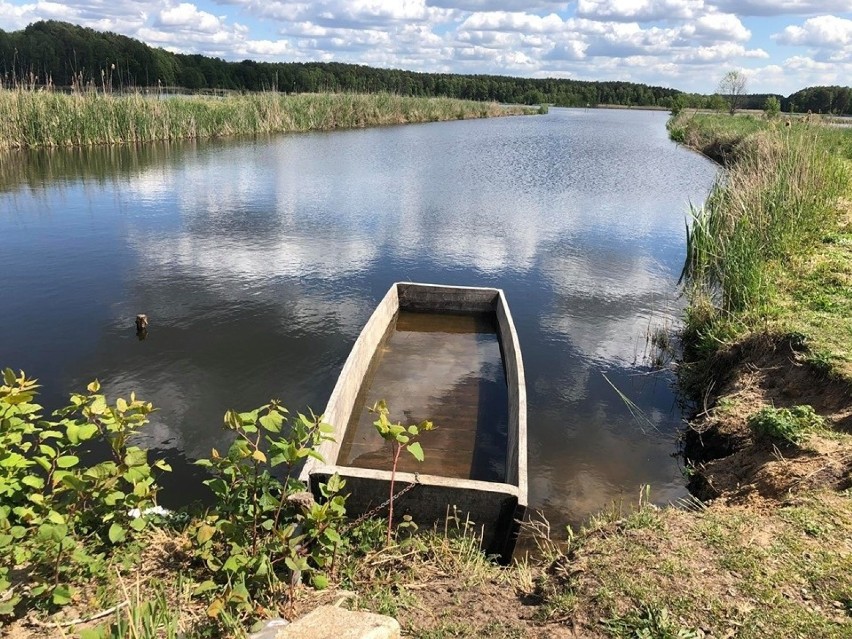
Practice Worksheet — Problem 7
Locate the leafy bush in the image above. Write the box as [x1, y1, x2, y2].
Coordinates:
[0, 368, 169, 615]
[192, 403, 347, 617]
[748, 405, 825, 445]
[764, 96, 781, 119]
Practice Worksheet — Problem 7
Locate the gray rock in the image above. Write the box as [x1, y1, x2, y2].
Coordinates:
[249, 617, 290, 639]
[274, 606, 400, 639]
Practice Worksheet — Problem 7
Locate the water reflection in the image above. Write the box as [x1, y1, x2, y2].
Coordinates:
[0, 109, 718, 528]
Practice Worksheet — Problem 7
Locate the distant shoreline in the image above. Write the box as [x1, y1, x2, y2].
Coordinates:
[0, 91, 538, 151]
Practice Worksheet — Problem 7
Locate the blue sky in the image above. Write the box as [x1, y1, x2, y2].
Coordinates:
[2, 1, 851, 94]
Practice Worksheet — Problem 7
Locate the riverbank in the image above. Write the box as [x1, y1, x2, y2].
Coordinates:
[0, 91, 537, 150]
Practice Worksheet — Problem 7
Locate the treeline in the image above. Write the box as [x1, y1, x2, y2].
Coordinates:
[0, 21, 681, 107]
[787, 86, 852, 116]
[2, 21, 850, 114]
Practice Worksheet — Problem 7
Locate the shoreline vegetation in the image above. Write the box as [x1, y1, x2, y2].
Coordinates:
[0, 90, 538, 151]
[3, 116, 852, 638]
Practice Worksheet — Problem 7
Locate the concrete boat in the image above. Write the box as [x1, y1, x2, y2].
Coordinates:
[300, 282, 527, 560]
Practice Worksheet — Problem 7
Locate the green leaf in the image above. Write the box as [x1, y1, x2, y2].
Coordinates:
[86, 380, 101, 393]
[311, 573, 329, 590]
[38, 523, 68, 542]
[21, 475, 44, 489]
[38, 444, 56, 458]
[407, 441, 424, 462]
[52, 584, 73, 606]
[323, 528, 342, 544]
[192, 580, 218, 596]
[65, 423, 81, 444]
[153, 459, 172, 472]
[104, 491, 126, 506]
[196, 524, 216, 544]
[56, 455, 79, 469]
[78, 424, 98, 441]
[223, 553, 248, 572]
[259, 411, 283, 433]
[89, 396, 106, 415]
[108, 523, 126, 544]
[60, 474, 87, 491]
[129, 517, 147, 532]
[124, 448, 147, 467]
[116, 397, 128, 412]
[2, 368, 16, 386]
[47, 511, 65, 525]
[224, 409, 241, 430]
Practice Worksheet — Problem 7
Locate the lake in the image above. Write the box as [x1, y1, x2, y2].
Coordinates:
[0, 108, 718, 529]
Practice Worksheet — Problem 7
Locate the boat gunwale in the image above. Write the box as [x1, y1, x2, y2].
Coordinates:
[300, 281, 527, 508]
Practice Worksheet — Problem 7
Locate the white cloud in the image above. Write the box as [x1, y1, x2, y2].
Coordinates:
[690, 12, 750, 42]
[576, 0, 703, 22]
[775, 15, 852, 48]
[156, 3, 225, 34]
[426, 0, 568, 9]
[674, 43, 768, 64]
[459, 11, 565, 33]
[709, 1, 852, 17]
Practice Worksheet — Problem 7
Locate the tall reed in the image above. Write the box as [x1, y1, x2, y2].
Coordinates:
[678, 116, 850, 348]
[0, 90, 534, 150]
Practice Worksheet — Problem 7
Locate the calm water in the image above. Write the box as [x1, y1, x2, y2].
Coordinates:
[339, 311, 509, 482]
[0, 108, 717, 527]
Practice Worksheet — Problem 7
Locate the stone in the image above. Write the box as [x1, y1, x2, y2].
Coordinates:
[249, 617, 289, 639]
[275, 606, 400, 639]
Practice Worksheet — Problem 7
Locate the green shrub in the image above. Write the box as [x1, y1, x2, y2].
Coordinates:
[191, 403, 348, 618]
[0, 368, 169, 615]
[747, 405, 825, 445]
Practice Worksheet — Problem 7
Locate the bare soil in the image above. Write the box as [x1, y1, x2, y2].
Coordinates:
[683, 334, 852, 505]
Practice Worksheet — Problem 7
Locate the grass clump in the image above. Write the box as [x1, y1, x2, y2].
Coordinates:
[0, 90, 536, 150]
[747, 404, 826, 445]
[671, 112, 852, 382]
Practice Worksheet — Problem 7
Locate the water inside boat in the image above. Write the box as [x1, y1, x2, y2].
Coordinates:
[338, 310, 509, 482]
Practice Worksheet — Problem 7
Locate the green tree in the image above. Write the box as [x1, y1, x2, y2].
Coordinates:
[764, 96, 781, 119]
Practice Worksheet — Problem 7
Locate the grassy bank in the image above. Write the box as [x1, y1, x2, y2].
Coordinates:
[669, 112, 852, 382]
[0, 91, 536, 150]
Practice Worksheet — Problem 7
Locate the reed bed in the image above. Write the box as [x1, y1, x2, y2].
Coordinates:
[0, 91, 533, 150]
[673, 112, 851, 362]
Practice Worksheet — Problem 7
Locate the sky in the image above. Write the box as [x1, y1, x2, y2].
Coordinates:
[1, 1, 851, 94]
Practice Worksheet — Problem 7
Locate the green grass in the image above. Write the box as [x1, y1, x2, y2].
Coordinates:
[537, 492, 852, 638]
[748, 404, 827, 445]
[0, 90, 536, 150]
[671, 112, 852, 381]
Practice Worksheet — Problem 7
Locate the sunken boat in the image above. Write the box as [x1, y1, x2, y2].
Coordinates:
[299, 282, 527, 561]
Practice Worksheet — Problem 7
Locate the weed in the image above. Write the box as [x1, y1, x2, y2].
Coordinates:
[602, 605, 700, 639]
[191, 404, 347, 618]
[369, 400, 435, 545]
[747, 404, 826, 445]
[0, 369, 168, 615]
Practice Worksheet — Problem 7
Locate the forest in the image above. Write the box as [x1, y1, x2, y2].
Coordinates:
[1, 20, 850, 114]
